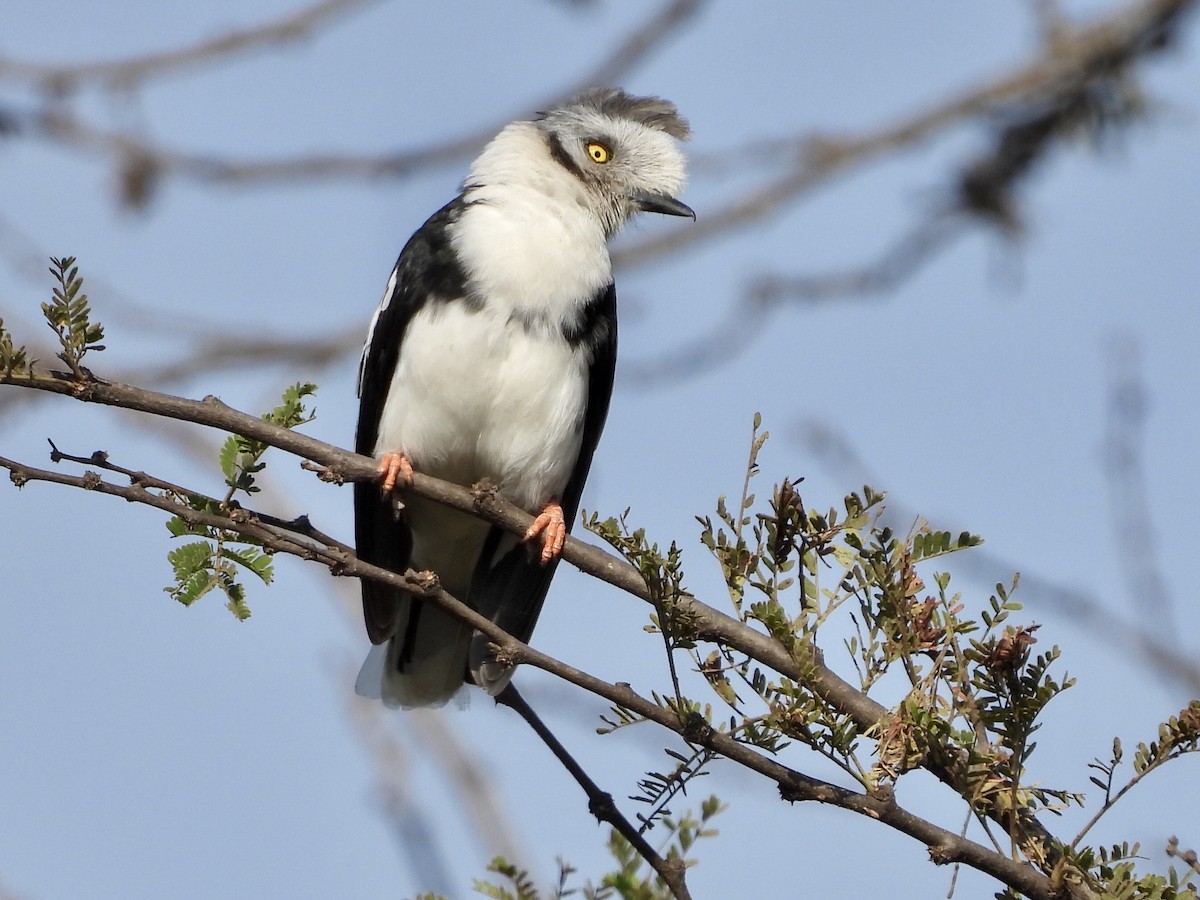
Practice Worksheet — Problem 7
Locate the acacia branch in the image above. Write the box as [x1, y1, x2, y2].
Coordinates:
[0, 443, 1072, 900]
[794, 415, 1200, 694]
[0, 366, 1094, 895]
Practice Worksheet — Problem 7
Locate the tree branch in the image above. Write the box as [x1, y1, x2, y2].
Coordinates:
[8, 0, 705, 192]
[1102, 335, 1178, 640]
[495, 683, 694, 900]
[0, 368, 1100, 898]
[794, 415, 1200, 694]
[0, 444, 1075, 900]
[612, 0, 1195, 268]
[624, 212, 961, 385]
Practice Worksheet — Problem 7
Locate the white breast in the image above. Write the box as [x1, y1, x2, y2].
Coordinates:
[374, 300, 588, 506]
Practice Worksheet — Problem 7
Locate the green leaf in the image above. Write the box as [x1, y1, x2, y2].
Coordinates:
[221, 383, 318, 500]
[167, 540, 213, 582]
[219, 435, 240, 481]
[0, 317, 31, 378]
[164, 540, 218, 607]
[219, 545, 275, 585]
[222, 578, 252, 621]
[42, 257, 105, 373]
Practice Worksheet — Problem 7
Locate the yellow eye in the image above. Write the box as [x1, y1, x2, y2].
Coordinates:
[586, 142, 611, 164]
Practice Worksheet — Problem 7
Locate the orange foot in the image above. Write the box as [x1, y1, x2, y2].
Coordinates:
[378, 451, 414, 495]
[524, 499, 566, 565]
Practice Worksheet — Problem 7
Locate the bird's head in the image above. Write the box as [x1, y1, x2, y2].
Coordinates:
[534, 88, 693, 237]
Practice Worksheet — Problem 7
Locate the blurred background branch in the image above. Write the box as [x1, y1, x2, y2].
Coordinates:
[0, 0, 380, 89]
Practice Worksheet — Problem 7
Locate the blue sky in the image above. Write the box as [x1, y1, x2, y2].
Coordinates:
[2, 2, 1199, 898]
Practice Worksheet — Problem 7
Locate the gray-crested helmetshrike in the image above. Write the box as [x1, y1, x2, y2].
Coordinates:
[354, 88, 693, 708]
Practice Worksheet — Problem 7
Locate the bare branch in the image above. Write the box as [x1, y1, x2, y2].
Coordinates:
[749, 214, 962, 308]
[10, 0, 705, 192]
[564, 0, 705, 93]
[1102, 335, 1177, 637]
[613, 0, 1194, 268]
[124, 327, 363, 385]
[623, 213, 961, 386]
[0, 0, 380, 90]
[496, 683, 693, 900]
[346, 695, 461, 896]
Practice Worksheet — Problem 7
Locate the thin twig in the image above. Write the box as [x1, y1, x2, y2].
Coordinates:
[45, 437, 352, 551]
[1102, 335, 1177, 639]
[495, 683, 693, 900]
[346, 694, 459, 896]
[1067, 736, 1195, 852]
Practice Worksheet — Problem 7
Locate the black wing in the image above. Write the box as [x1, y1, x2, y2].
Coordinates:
[355, 198, 469, 645]
[468, 282, 619, 646]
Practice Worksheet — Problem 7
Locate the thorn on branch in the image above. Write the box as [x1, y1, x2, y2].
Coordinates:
[778, 777, 809, 804]
[928, 841, 957, 866]
[587, 789, 619, 823]
[681, 710, 714, 745]
[488, 642, 520, 670]
[413, 569, 441, 594]
[869, 781, 897, 807]
[300, 459, 344, 483]
[472, 477, 500, 508]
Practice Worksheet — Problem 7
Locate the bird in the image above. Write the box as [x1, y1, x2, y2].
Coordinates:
[353, 88, 693, 708]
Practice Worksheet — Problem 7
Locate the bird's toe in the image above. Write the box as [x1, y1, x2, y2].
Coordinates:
[378, 452, 414, 495]
[524, 500, 567, 565]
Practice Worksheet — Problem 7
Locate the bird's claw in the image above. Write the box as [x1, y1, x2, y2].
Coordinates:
[524, 500, 566, 565]
[378, 452, 413, 495]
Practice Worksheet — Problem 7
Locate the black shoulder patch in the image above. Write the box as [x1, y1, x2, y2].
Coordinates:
[399, 199, 471, 303]
[562, 282, 616, 353]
